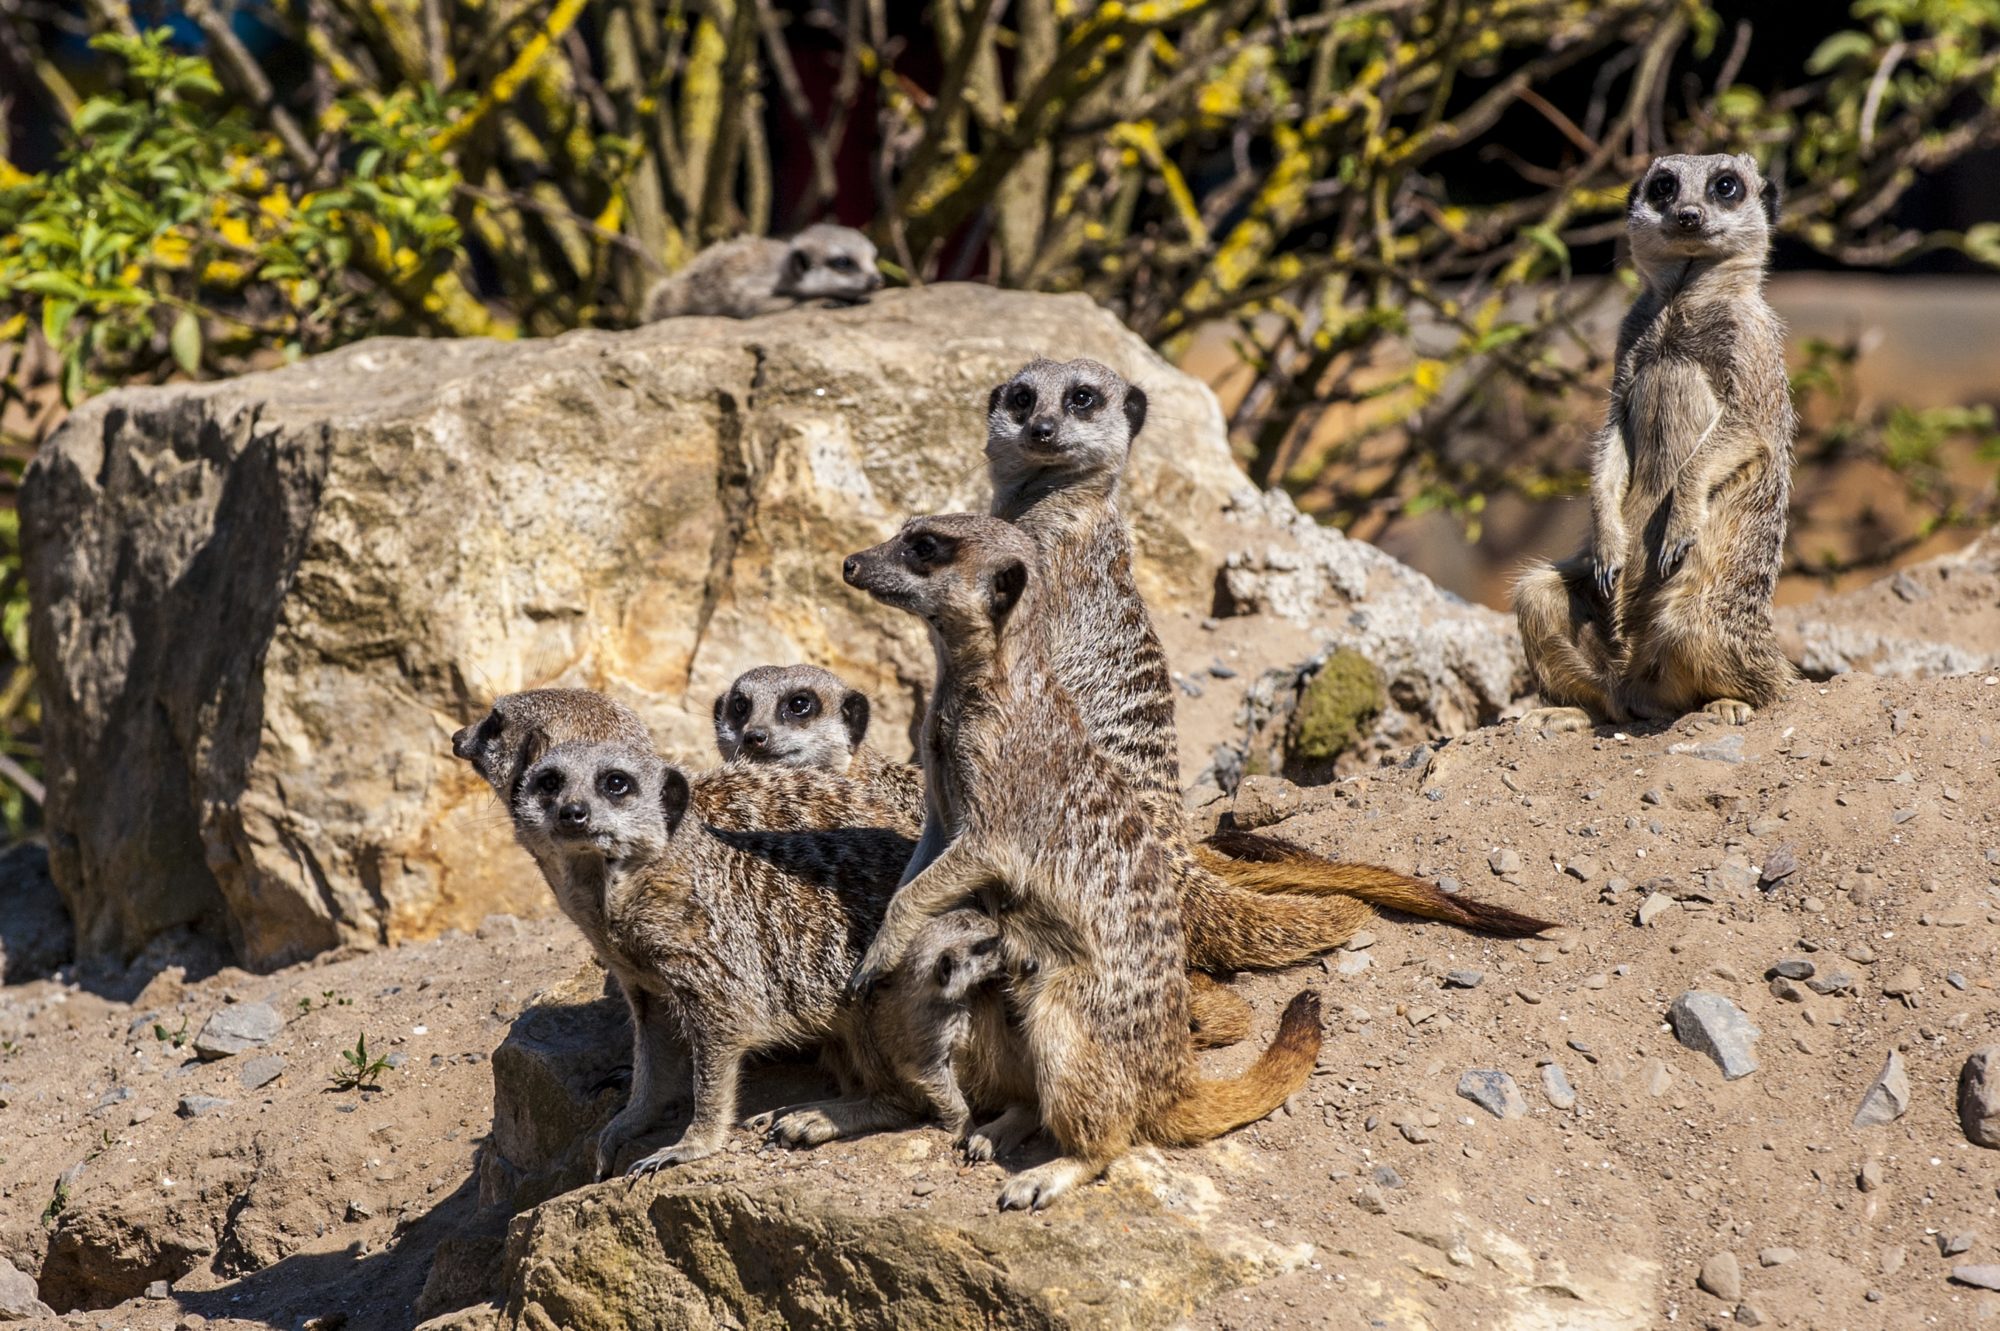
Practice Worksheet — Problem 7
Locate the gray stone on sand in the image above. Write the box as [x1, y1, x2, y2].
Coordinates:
[1669, 991, 1760, 1080]
[1959, 1047, 2000, 1148]
[1540, 1063, 1577, 1111]
[193, 1001, 283, 1060]
[1852, 1050, 1911, 1128]
[1456, 1069, 1527, 1120]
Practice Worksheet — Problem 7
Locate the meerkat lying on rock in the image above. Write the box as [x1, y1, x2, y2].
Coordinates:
[642, 224, 882, 321]
[844, 513, 1324, 1211]
[1515, 153, 1795, 733]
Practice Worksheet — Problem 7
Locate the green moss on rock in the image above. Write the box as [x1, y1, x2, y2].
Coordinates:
[1286, 649, 1384, 765]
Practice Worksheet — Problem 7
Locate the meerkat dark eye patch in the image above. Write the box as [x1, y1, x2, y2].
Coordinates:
[727, 693, 751, 721]
[534, 768, 565, 796]
[828, 255, 857, 272]
[599, 770, 634, 798]
[782, 691, 820, 720]
[1710, 172, 1742, 203]
[906, 531, 954, 566]
[1067, 386, 1097, 413]
[1646, 173, 1677, 203]
[1007, 384, 1034, 413]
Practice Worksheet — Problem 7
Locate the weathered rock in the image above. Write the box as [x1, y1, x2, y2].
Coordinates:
[176, 1094, 230, 1118]
[1457, 1069, 1527, 1120]
[1696, 1250, 1741, 1302]
[479, 961, 630, 1212]
[0, 1256, 54, 1322]
[1852, 1050, 1911, 1128]
[493, 1166, 1306, 1330]
[27, 286, 1515, 969]
[1959, 1047, 2000, 1148]
[237, 1054, 286, 1090]
[1778, 528, 2000, 679]
[0, 842, 72, 984]
[1669, 991, 1759, 1080]
[192, 1002, 283, 1060]
[1951, 1265, 2000, 1292]
[1540, 1063, 1577, 1110]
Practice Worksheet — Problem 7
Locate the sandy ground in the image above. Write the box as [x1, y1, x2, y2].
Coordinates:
[2, 669, 1996, 1330]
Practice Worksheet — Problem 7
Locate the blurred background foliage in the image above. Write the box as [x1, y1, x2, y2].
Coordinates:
[2, 0, 2000, 835]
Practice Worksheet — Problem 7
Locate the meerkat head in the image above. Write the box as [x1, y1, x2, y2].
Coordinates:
[920, 910, 1007, 1004]
[775, 224, 883, 305]
[510, 738, 690, 869]
[985, 358, 1148, 496]
[712, 663, 872, 771]
[452, 689, 654, 805]
[1626, 153, 1778, 272]
[843, 513, 1035, 655]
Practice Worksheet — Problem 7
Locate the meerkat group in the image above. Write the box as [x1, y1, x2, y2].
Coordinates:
[458, 151, 1792, 1210]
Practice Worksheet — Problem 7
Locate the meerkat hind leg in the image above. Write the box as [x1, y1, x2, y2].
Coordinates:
[757, 1095, 923, 1148]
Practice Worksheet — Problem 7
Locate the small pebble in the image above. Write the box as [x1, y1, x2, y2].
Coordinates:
[1444, 970, 1484, 989]
[1697, 1251, 1741, 1302]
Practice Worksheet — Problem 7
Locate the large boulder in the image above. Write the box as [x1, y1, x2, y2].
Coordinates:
[25, 286, 1517, 970]
[1777, 527, 2000, 679]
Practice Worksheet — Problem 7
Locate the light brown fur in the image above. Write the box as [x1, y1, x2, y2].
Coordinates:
[843, 513, 1322, 1210]
[1515, 153, 1796, 733]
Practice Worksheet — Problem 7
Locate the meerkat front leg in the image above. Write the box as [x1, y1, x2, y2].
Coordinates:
[627, 1022, 744, 1173]
[1588, 423, 1631, 599]
[962, 1105, 1040, 1162]
[1704, 698, 1756, 725]
[846, 843, 987, 997]
[1659, 424, 1770, 580]
[594, 982, 689, 1179]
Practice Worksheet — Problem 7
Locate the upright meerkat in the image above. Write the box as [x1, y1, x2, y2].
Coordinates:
[844, 513, 1324, 1211]
[641, 224, 882, 322]
[976, 358, 1551, 959]
[508, 734, 925, 1174]
[1514, 153, 1795, 733]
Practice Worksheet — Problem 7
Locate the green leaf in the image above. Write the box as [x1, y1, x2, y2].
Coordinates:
[169, 308, 202, 375]
[1522, 225, 1569, 268]
[1806, 31, 1876, 75]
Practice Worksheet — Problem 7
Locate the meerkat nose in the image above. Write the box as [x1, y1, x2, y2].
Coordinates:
[557, 801, 590, 829]
[743, 728, 768, 749]
[450, 727, 473, 757]
[1674, 207, 1703, 232]
[842, 556, 862, 585]
[1029, 418, 1058, 442]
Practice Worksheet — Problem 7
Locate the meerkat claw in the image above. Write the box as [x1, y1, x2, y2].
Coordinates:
[1592, 561, 1621, 600]
[1658, 537, 1693, 579]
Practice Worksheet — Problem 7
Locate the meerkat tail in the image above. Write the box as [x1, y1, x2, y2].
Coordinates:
[1187, 973, 1252, 1050]
[1151, 991, 1322, 1146]
[1182, 874, 1375, 971]
[1197, 832, 1554, 938]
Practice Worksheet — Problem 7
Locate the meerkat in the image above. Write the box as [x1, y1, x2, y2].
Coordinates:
[843, 513, 1324, 1211]
[975, 358, 1551, 958]
[715, 661, 1259, 1055]
[508, 734, 934, 1175]
[641, 224, 882, 322]
[1515, 153, 1796, 735]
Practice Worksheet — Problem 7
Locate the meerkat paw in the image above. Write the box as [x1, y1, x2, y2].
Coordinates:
[1590, 551, 1623, 600]
[1704, 698, 1755, 725]
[593, 1110, 653, 1180]
[1516, 706, 1593, 738]
[997, 1158, 1090, 1212]
[1657, 534, 1695, 579]
[765, 1108, 844, 1149]
[962, 1105, 1039, 1163]
[625, 1132, 724, 1175]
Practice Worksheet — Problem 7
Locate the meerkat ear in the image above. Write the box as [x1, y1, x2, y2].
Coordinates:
[1123, 384, 1148, 441]
[711, 692, 728, 726]
[839, 690, 871, 750]
[1626, 178, 1642, 213]
[506, 729, 549, 805]
[988, 383, 1006, 417]
[784, 248, 811, 281]
[933, 949, 956, 988]
[661, 767, 691, 835]
[988, 559, 1028, 621]
[1759, 175, 1782, 228]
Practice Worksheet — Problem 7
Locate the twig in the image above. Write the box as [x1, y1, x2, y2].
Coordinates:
[0, 751, 42, 807]
[1859, 39, 1907, 154]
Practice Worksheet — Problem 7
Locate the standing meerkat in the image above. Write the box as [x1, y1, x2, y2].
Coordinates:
[975, 358, 1551, 960]
[1514, 153, 1795, 733]
[641, 224, 882, 322]
[843, 513, 1324, 1212]
[508, 734, 924, 1175]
